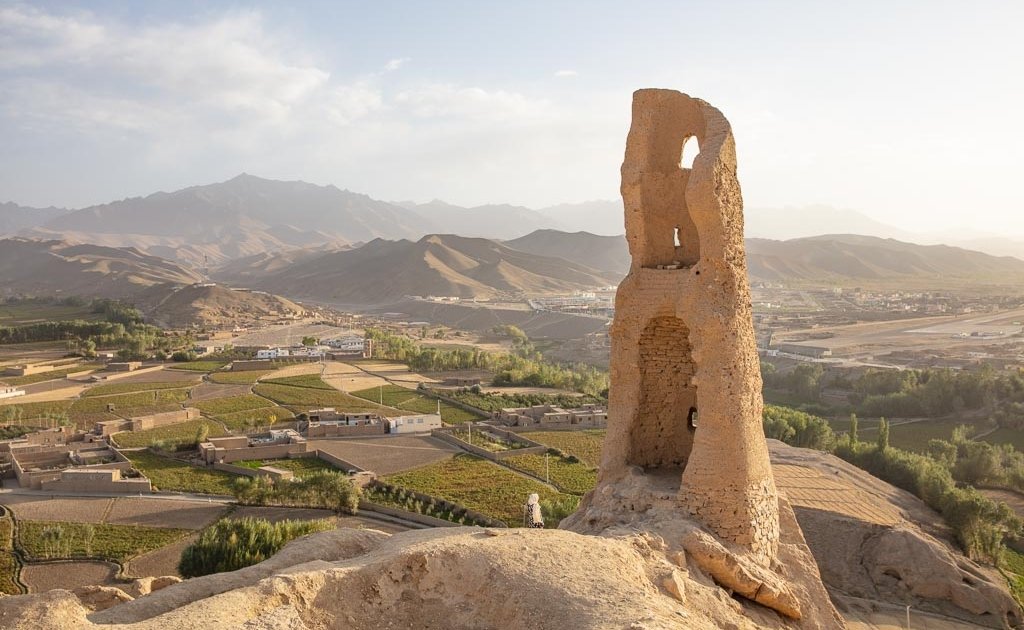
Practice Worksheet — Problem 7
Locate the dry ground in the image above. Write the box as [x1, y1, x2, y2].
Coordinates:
[0, 497, 228, 530]
[21, 560, 118, 593]
[309, 435, 458, 475]
[124, 535, 196, 579]
[0, 496, 112, 523]
[188, 382, 251, 402]
[322, 361, 388, 392]
[261, 362, 323, 380]
[774, 463, 901, 525]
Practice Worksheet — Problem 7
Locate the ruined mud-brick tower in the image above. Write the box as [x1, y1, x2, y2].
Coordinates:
[598, 89, 779, 563]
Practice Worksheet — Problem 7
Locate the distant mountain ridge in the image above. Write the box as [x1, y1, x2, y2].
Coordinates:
[213, 234, 620, 304]
[0, 202, 69, 234]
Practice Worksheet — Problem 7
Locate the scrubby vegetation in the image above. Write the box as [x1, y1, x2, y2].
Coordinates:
[503, 452, 597, 495]
[209, 370, 273, 384]
[259, 374, 334, 389]
[193, 394, 273, 416]
[526, 430, 606, 467]
[255, 382, 391, 412]
[351, 384, 482, 423]
[178, 517, 333, 578]
[234, 457, 337, 477]
[215, 406, 294, 431]
[81, 379, 199, 397]
[230, 471, 361, 513]
[0, 511, 19, 595]
[365, 483, 497, 526]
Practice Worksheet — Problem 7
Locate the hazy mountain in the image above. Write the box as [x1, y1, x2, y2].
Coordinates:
[24, 174, 427, 265]
[536, 200, 625, 236]
[0, 202, 68, 235]
[235, 234, 620, 304]
[744, 205, 913, 241]
[399, 200, 560, 239]
[132, 283, 306, 329]
[0, 238, 202, 298]
[211, 246, 345, 287]
[746, 234, 1024, 285]
[506, 229, 630, 276]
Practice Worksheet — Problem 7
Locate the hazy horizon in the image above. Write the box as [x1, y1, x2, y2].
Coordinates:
[2, 1, 1023, 236]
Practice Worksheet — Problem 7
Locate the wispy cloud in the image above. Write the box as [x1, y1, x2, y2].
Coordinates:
[553, 69, 578, 77]
[384, 57, 411, 72]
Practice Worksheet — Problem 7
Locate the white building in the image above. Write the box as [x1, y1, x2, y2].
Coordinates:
[256, 348, 290, 359]
[0, 386, 26, 400]
[325, 336, 366, 352]
[388, 413, 442, 434]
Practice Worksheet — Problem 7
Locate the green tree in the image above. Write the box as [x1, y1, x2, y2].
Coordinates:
[301, 336, 317, 347]
[849, 413, 858, 444]
[178, 517, 332, 578]
[877, 417, 889, 451]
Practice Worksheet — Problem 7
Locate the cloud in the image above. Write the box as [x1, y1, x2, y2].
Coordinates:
[383, 57, 411, 72]
[553, 69, 578, 77]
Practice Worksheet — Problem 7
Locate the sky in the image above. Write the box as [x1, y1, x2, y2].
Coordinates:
[1, 0, 1023, 235]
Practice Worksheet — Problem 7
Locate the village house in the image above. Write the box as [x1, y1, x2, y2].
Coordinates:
[300, 409, 387, 438]
[0, 385, 26, 400]
[199, 429, 309, 465]
[492, 404, 608, 428]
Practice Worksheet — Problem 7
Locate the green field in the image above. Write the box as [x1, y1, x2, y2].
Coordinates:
[0, 513, 18, 595]
[503, 453, 597, 495]
[2, 363, 104, 386]
[82, 379, 200, 397]
[260, 374, 334, 389]
[215, 406, 295, 431]
[254, 382, 393, 412]
[0, 302, 101, 326]
[18, 521, 188, 562]
[234, 457, 337, 477]
[209, 370, 273, 385]
[125, 450, 238, 495]
[447, 390, 601, 413]
[193, 394, 273, 416]
[982, 428, 1024, 451]
[526, 430, 606, 467]
[166, 361, 229, 372]
[352, 385, 483, 424]
[886, 419, 972, 453]
[384, 453, 569, 526]
[0, 399, 73, 422]
[112, 418, 227, 449]
[71, 388, 191, 415]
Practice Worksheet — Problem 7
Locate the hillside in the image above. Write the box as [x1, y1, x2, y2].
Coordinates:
[400, 200, 559, 239]
[24, 174, 426, 265]
[223, 234, 620, 304]
[747, 234, 1024, 286]
[132, 284, 307, 328]
[506, 229, 630, 276]
[211, 247, 344, 287]
[0, 238, 202, 299]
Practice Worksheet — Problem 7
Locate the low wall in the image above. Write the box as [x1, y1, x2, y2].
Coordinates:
[230, 360, 274, 371]
[358, 500, 458, 528]
[420, 388, 489, 420]
[212, 462, 291, 481]
[315, 450, 365, 473]
[40, 473, 151, 494]
[131, 407, 199, 431]
[304, 423, 386, 439]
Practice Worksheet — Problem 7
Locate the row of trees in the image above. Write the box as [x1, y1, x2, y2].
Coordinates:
[230, 471, 361, 514]
[764, 362, 1024, 424]
[765, 407, 1021, 563]
[366, 328, 609, 396]
[178, 517, 333, 577]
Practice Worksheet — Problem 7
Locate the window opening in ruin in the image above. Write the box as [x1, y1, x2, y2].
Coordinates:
[673, 227, 682, 248]
[687, 407, 697, 430]
[680, 135, 700, 169]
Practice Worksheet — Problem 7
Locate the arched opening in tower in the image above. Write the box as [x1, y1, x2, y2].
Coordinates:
[628, 316, 697, 471]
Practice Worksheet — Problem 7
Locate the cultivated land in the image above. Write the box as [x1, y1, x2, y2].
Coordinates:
[351, 384, 481, 423]
[309, 435, 458, 475]
[124, 450, 237, 495]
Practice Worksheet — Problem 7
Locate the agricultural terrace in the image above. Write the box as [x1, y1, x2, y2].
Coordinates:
[384, 453, 569, 526]
[209, 370, 274, 384]
[0, 399, 73, 423]
[524, 430, 607, 467]
[166, 361, 229, 372]
[18, 521, 189, 563]
[234, 457, 338, 477]
[68, 388, 192, 427]
[982, 428, 1024, 452]
[254, 381, 396, 413]
[502, 453, 597, 495]
[81, 378, 200, 397]
[215, 406, 295, 431]
[0, 301, 102, 326]
[0, 510, 17, 595]
[111, 418, 227, 449]
[2, 363, 104, 386]
[260, 374, 335, 389]
[351, 384, 482, 423]
[193, 394, 273, 416]
[310, 436, 458, 475]
[124, 450, 237, 495]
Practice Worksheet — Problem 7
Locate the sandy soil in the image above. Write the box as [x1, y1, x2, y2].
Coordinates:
[21, 560, 118, 593]
[322, 361, 388, 392]
[0, 385, 86, 405]
[774, 463, 901, 525]
[309, 435, 458, 475]
[261, 363, 323, 379]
